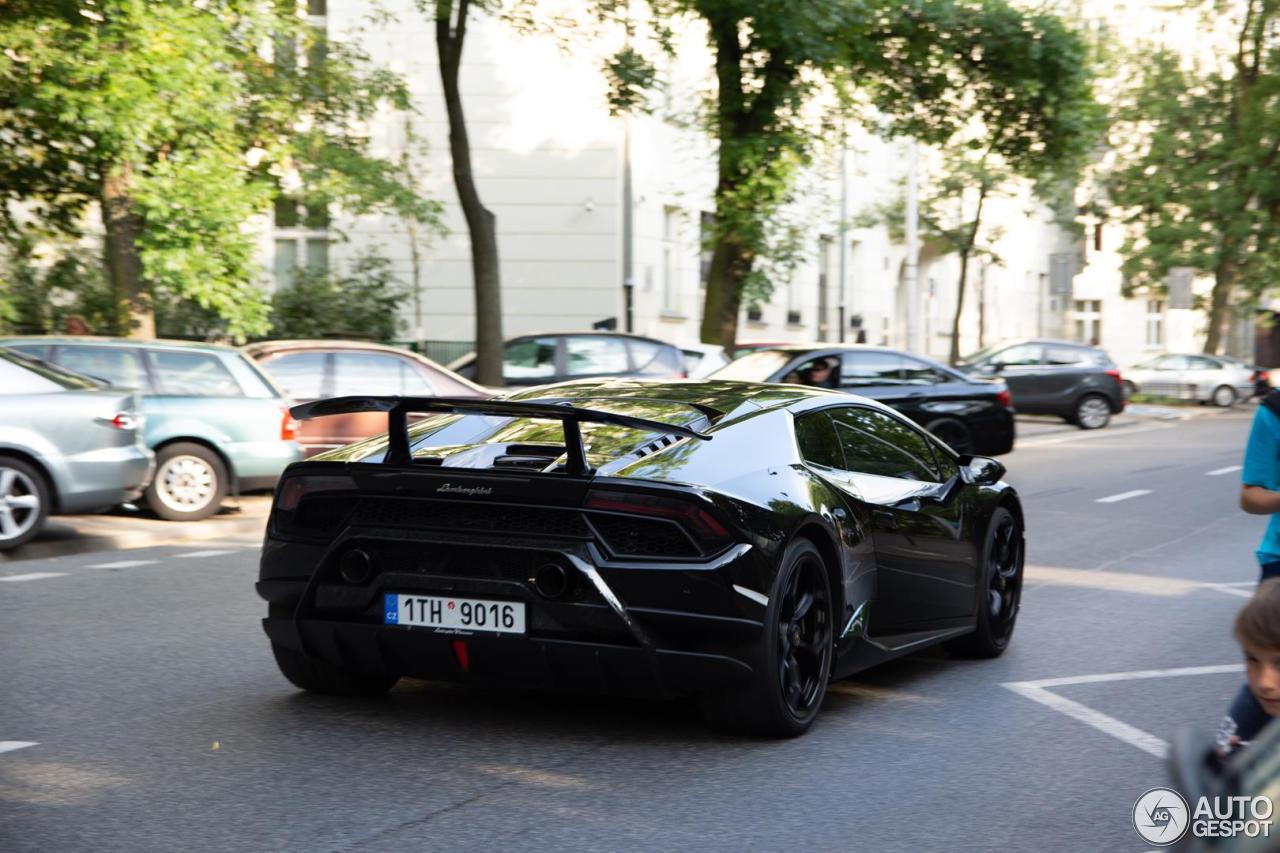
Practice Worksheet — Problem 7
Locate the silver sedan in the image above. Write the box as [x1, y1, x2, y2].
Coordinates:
[0, 350, 154, 550]
[1123, 354, 1256, 407]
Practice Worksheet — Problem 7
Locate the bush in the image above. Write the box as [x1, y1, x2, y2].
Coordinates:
[268, 251, 406, 342]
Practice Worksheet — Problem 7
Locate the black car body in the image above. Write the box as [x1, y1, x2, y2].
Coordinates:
[709, 346, 1015, 456]
[957, 339, 1125, 429]
[257, 380, 1025, 736]
[448, 332, 686, 386]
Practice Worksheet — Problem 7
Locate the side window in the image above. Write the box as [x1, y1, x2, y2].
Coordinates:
[839, 352, 905, 387]
[830, 407, 939, 482]
[794, 412, 844, 469]
[1156, 355, 1188, 370]
[991, 344, 1042, 367]
[1044, 346, 1086, 366]
[55, 346, 147, 389]
[332, 353, 429, 396]
[5, 344, 50, 360]
[565, 336, 629, 376]
[503, 337, 558, 381]
[900, 357, 950, 385]
[148, 350, 242, 396]
[264, 352, 327, 399]
[1187, 356, 1219, 371]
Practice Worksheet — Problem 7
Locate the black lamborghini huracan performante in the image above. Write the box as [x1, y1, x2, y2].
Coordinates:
[257, 380, 1025, 736]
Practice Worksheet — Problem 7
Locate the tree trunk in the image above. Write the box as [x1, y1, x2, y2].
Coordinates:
[437, 0, 503, 386]
[949, 250, 971, 365]
[101, 161, 154, 338]
[1204, 256, 1236, 355]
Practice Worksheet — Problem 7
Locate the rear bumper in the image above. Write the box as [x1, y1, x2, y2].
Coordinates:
[227, 440, 304, 488]
[55, 445, 155, 513]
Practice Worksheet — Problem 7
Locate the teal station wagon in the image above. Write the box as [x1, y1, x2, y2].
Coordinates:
[0, 337, 304, 520]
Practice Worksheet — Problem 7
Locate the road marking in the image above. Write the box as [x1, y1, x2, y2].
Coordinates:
[1016, 423, 1175, 449]
[0, 741, 38, 754]
[1202, 584, 1254, 599]
[1004, 664, 1244, 759]
[177, 550, 236, 559]
[1206, 465, 1242, 476]
[1024, 565, 1200, 597]
[0, 572, 68, 583]
[86, 559, 157, 570]
[1095, 489, 1152, 504]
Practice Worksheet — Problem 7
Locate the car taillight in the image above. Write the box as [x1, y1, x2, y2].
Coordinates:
[585, 488, 730, 547]
[280, 407, 299, 441]
[996, 390, 1012, 409]
[110, 412, 141, 430]
[1105, 369, 1123, 386]
[277, 474, 356, 511]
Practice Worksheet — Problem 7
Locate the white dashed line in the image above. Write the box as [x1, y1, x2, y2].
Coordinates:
[0, 572, 68, 583]
[0, 741, 38, 754]
[1004, 664, 1244, 759]
[1202, 584, 1254, 599]
[1206, 465, 1242, 476]
[86, 559, 158, 570]
[1095, 489, 1152, 504]
[177, 550, 236, 559]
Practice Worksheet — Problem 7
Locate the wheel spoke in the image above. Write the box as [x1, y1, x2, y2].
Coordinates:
[7, 495, 38, 510]
[0, 508, 18, 538]
[0, 470, 14, 496]
[793, 592, 814, 622]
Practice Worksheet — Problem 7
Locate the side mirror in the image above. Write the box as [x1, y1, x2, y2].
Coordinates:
[959, 454, 1005, 486]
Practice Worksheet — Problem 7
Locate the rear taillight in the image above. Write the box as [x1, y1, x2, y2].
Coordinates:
[277, 474, 356, 511]
[996, 390, 1012, 409]
[585, 488, 731, 549]
[110, 413, 141, 430]
[280, 407, 299, 441]
[1105, 369, 1123, 386]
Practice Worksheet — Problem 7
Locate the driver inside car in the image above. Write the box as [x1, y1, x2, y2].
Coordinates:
[784, 357, 840, 389]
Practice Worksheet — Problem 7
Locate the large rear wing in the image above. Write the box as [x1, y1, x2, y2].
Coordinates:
[289, 396, 712, 474]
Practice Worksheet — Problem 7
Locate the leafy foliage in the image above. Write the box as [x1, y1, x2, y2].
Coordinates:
[268, 252, 408, 342]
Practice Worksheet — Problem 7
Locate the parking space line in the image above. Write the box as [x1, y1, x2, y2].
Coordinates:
[1004, 664, 1243, 759]
[1206, 465, 1242, 476]
[0, 572, 68, 583]
[0, 741, 38, 754]
[86, 559, 157, 570]
[1096, 490, 1152, 504]
[177, 550, 236, 559]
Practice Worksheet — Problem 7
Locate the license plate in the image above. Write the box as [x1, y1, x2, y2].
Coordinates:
[384, 593, 526, 635]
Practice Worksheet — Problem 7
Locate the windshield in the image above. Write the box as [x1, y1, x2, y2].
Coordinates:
[958, 343, 1002, 365]
[708, 350, 796, 381]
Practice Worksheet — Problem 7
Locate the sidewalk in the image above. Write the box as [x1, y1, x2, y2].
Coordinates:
[1016, 398, 1247, 439]
[1, 496, 271, 564]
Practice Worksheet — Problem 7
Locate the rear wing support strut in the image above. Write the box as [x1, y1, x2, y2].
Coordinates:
[291, 396, 711, 475]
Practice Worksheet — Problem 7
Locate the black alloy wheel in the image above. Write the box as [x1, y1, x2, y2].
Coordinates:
[699, 538, 833, 737]
[926, 418, 974, 455]
[949, 506, 1023, 658]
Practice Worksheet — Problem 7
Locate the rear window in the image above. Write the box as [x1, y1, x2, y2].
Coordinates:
[0, 350, 101, 393]
[332, 352, 434, 396]
[148, 350, 244, 396]
[566, 336, 629, 376]
[708, 350, 795, 381]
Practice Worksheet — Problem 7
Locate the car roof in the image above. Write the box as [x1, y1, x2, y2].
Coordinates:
[509, 331, 679, 346]
[0, 335, 240, 354]
[738, 343, 960, 369]
[243, 338, 488, 392]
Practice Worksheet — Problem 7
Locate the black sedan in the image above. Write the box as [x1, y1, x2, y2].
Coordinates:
[710, 346, 1015, 455]
[256, 380, 1025, 736]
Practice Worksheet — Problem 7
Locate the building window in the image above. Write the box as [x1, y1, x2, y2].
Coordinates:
[746, 305, 763, 323]
[273, 197, 330, 289]
[1073, 299, 1102, 345]
[1146, 299, 1165, 347]
[662, 207, 679, 313]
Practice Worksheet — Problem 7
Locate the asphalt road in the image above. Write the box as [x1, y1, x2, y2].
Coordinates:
[0, 408, 1263, 852]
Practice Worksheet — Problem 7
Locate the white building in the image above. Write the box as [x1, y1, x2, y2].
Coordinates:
[270, 0, 1244, 368]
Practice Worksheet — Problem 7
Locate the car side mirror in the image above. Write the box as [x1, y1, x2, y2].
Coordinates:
[959, 455, 1005, 486]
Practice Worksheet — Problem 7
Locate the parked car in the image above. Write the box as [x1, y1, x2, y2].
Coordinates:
[956, 339, 1125, 429]
[1124, 354, 1258, 406]
[680, 343, 731, 378]
[260, 381, 1024, 736]
[709, 345, 1015, 455]
[448, 332, 686, 387]
[0, 337, 303, 521]
[0, 350, 153, 550]
[245, 340, 488, 456]
[1217, 356, 1273, 398]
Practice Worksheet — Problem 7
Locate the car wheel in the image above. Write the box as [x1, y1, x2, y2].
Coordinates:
[145, 442, 228, 521]
[271, 642, 400, 697]
[0, 456, 50, 551]
[1074, 394, 1111, 430]
[699, 538, 833, 737]
[925, 418, 974, 455]
[1211, 385, 1237, 408]
[948, 506, 1023, 658]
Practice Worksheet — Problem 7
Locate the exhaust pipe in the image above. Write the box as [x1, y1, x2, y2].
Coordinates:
[339, 549, 373, 584]
[533, 562, 572, 599]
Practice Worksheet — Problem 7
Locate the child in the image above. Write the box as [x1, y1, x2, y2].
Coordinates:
[1216, 578, 1280, 756]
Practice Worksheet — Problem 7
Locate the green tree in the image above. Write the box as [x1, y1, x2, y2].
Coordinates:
[1106, 0, 1280, 354]
[269, 251, 408, 341]
[0, 0, 438, 340]
[611, 0, 1098, 349]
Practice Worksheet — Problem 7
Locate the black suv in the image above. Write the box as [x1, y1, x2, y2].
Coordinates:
[957, 339, 1125, 429]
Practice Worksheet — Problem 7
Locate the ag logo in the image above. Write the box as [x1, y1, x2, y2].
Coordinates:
[1134, 788, 1190, 846]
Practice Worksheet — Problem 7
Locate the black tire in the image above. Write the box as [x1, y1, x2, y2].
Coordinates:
[145, 442, 228, 521]
[925, 418, 974, 455]
[699, 538, 833, 737]
[949, 506, 1023, 658]
[1073, 393, 1111, 430]
[1211, 385, 1237, 408]
[0, 455, 51, 551]
[271, 642, 399, 697]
